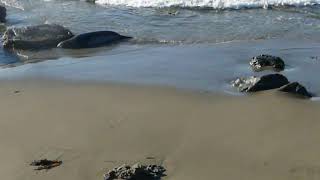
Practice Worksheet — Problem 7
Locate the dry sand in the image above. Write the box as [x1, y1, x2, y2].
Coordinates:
[0, 79, 320, 180]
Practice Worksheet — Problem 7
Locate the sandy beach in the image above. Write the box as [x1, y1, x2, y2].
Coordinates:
[1, 1, 320, 179]
[0, 79, 319, 180]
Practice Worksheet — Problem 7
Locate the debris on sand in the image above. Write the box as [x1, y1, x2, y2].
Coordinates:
[30, 159, 62, 171]
[104, 163, 166, 180]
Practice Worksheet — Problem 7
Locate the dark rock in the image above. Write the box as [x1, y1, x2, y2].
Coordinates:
[250, 54, 285, 72]
[104, 163, 166, 180]
[2, 24, 74, 50]
[0, 6, 6, 23]
[310, 56, 318, 60]
[232, 74, 289, 92]
[279, 82, 313, 98]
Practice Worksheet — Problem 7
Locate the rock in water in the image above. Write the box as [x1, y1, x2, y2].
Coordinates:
[2, 24, 74, 50]
[250, 54, 285, 72]
[57, 31, 132, 49]
[232, 74, 289, 92]
[0, 6, 6, 23]
[279, 82, 313, 98]
[104, 163, 166, 180]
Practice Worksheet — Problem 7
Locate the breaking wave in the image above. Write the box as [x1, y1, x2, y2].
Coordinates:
[96, 0, 320, 9]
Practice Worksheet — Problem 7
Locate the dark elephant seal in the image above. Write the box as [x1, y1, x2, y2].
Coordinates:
[57, 31, 132, 49]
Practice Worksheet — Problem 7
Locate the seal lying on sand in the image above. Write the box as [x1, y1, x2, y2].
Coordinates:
[57, 31, 132, 49]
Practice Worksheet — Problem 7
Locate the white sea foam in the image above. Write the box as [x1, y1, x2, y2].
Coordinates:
[96, 0, 320, 8]
[0, 0, 25, 10]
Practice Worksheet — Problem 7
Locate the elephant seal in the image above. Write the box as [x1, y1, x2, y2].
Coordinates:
[57, 31, 132, 49]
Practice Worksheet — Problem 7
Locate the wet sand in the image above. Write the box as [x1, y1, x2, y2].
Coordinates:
[1, 40, 320, 95]
[0, 79, 320, 180]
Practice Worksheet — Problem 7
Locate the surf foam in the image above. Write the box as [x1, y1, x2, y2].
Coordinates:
[96, 0, 320, 8]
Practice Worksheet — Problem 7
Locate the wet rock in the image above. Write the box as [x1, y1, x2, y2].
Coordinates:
[0, 6, 6, 23]
[232, 74, 289, 92]
[30, 159, 62, 171]
[310, 56, 318, 60]
[250, 54, 285, 72]
[279, 82, 313, 98]
[168, 9, 179, 16]
[3, 24, 74, 50]
[104, 163, 166, 180]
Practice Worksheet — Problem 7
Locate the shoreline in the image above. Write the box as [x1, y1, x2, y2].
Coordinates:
[0, 39, 319, 95]
[1, 79, 320, 180]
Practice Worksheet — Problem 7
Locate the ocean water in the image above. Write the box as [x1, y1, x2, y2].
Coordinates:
[96, 0, 320, 8]
[0, 0, 320, 93]
[3, 0, 320, 44]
